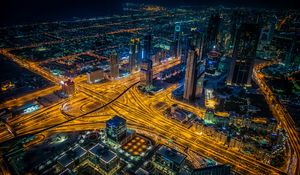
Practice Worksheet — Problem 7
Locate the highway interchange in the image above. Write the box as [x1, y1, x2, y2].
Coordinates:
[0, 14, 299, 175]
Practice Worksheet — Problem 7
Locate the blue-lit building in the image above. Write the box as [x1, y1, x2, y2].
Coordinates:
[106, 115, 127, 143]
[152, 145, 187, 175]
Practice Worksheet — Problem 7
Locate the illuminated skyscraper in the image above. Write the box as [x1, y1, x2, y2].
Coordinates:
[173, 22, 182, 59]
[227, 23, 260, 87]
[129, 38, 140, 73]
[204, 14, 220, 56]
[140, 59, 153, 87]
[183, 30, 205, 101]
[183, 47, 198, 101]
[110, 50, 119, 79]
[182, 29, 204, 63]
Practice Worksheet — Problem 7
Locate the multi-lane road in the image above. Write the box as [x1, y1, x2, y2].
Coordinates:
[0, 56, 294, 175]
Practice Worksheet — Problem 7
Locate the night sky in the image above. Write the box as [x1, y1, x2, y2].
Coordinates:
[0, 0, 298, 26]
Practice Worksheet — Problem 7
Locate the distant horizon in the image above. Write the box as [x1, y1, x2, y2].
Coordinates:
[0, 0, 298, 27]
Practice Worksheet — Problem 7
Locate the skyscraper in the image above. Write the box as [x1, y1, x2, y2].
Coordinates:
[183, 47, 198, 101]
[110, 50, 119, 79]
[129, 38, 140, 73]
[106, 115, 127, 143]
[173, 22, 182, 59]
[144, 34, 152, 60]
[204, 14, 221, 56]
[227, 23, 260, 87]
[140, 59, 153, 87]
[182, 29, 204, 63]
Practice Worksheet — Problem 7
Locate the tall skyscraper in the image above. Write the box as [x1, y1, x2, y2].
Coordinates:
[106, 115, 127, 143]
[182, 29, 204, 64]
[183, 47, 198, 101]
[230, 10, 247, 50]
[173, 22, 182, 59]
[110, 50, 119, 79]
[227, 23, 260, 87]
[140, 59, 153, 87]
[191, 29, 205, 60]
[204, 14, 221, 56]
[144, 34, 152, 60]
[195, 70, 205, 97]
[129, 38, 140, 73]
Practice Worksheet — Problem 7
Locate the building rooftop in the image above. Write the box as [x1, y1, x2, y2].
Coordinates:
[59, 169, 73, 175]
[135, 168, 149, 175]
[89, 144, 117, 163]
[156, 145, 186, 165]
[106, 115, 126, 126]
[57, 146, 86, 167]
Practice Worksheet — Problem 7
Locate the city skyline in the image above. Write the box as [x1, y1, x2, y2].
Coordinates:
[0, 1, 299, 175]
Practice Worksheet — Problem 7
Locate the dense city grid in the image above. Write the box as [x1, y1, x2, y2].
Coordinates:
[0, 3, 299, 175]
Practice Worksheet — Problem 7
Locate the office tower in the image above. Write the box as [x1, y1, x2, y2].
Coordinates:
[129, 38, 140, 73]
[195, 70, 205, 98]
[183, 47, 198, 101]
[106, 115, 127, 143]
[182, 29, 204, 63]
[204, 14, 221, 56]
[110, 50, 119, 78]
[87, 70, 104, 84]
[140, 59, 153, 87]
[173, 22, 182, 59]
[230, 10, 247, 48]
[226, 23, 260, 87]
[144, 34, 152, 60]
[192, 165, 231, 175]
[152, 145, 187, 175]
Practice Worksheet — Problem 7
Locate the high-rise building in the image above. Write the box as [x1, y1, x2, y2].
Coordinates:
[110, 50, 119, 79]
[152, 145, 187, 175]
[227, 23, 260, 87]
[230, 10, 247, 49]
[106, 115, 127, 143]
[129, 38, 140, 73]
[144, 34, 152, 60]
[192, 165, 231, 175]
[204, 14, 221, 56]
[173, 22, 182, 59]
[195, 69, 205, 98]
[182, 29, 204, 64]
[183, 47, 198, 101]
[183, 30, 205, 101]
[140, 59, 153, 87]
